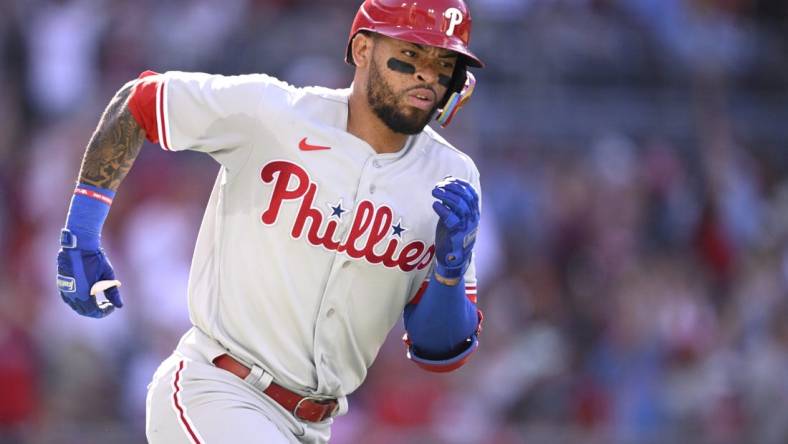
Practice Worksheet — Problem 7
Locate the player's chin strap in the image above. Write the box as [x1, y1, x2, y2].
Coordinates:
[436, 71, 476, 128]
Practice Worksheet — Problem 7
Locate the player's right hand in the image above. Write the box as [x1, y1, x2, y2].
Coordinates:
[57, 229, 123, 318]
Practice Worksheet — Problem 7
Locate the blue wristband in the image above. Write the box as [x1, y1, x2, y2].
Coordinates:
[64, 184, 115, 250]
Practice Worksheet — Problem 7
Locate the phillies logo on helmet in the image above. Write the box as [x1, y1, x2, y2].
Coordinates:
[443, 7, 464, 37]
[346, 0, 484, 68]
[259, 160, 435, 272]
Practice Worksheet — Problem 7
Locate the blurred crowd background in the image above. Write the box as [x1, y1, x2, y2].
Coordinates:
[1, 0, 788, 443]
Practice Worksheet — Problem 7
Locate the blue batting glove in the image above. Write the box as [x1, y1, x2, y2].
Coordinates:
[431, 177, 480, 280]
[57, 229, 123, 318]
[57, 184, 123, 318]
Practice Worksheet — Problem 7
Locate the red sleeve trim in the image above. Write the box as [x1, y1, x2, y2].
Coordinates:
[465, 283, 477, 304]
[408, 280, 429, 305]
[128, 70, 171, 150]
[156, 74, 172, 150]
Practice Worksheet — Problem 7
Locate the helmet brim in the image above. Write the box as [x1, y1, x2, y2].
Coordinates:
[346, 28, 484, 68]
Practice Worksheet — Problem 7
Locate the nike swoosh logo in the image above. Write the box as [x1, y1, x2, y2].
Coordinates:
[299, 137, 331, 151]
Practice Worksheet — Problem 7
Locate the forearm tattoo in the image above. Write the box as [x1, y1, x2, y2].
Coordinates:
[78, 82, 145, 191]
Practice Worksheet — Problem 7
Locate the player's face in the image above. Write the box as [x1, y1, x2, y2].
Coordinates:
[366, 36, 458, 135]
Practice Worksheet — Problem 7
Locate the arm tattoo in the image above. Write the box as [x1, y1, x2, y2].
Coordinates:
[78, 81, 146, 191]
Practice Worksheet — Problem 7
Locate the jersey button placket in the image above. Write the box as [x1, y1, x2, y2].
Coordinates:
[370, 158, 384, 193]
[359, 156, 380, 198]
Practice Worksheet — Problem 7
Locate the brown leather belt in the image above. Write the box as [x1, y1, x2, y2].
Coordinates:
[213, 354, 338, 423]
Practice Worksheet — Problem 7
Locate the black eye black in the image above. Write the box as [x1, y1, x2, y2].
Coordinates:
[402, 50, 416, 57]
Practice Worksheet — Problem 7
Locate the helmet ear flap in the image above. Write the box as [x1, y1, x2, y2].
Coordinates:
[436, 59, 476, 128]
[438, 59, 467, 109]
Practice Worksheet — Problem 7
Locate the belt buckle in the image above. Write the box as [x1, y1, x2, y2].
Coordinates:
[293, 395, 339, 422]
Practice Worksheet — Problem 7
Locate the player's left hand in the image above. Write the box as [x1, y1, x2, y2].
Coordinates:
[57, 229, 123, 318]
[431, 177, 479, 280]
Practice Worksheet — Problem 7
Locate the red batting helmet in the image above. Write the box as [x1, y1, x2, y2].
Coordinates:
[345, 0, 484, 68]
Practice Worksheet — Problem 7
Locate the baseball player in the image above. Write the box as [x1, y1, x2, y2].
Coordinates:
[56, 0, 484, 442]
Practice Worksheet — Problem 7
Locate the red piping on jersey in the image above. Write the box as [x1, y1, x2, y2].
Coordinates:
[128, 70, 168, 148]
[171, 360, 203, 444]
[157, 76, 171, 150]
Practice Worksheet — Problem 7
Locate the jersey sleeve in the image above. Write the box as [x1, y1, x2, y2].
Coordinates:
[128, 70, 296, 170]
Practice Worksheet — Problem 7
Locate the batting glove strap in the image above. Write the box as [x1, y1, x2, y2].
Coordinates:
[59, 229, 78, 249]
[434, 251, 472, 280]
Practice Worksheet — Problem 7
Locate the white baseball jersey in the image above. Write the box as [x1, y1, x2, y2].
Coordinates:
[136, 71, 480, 398]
